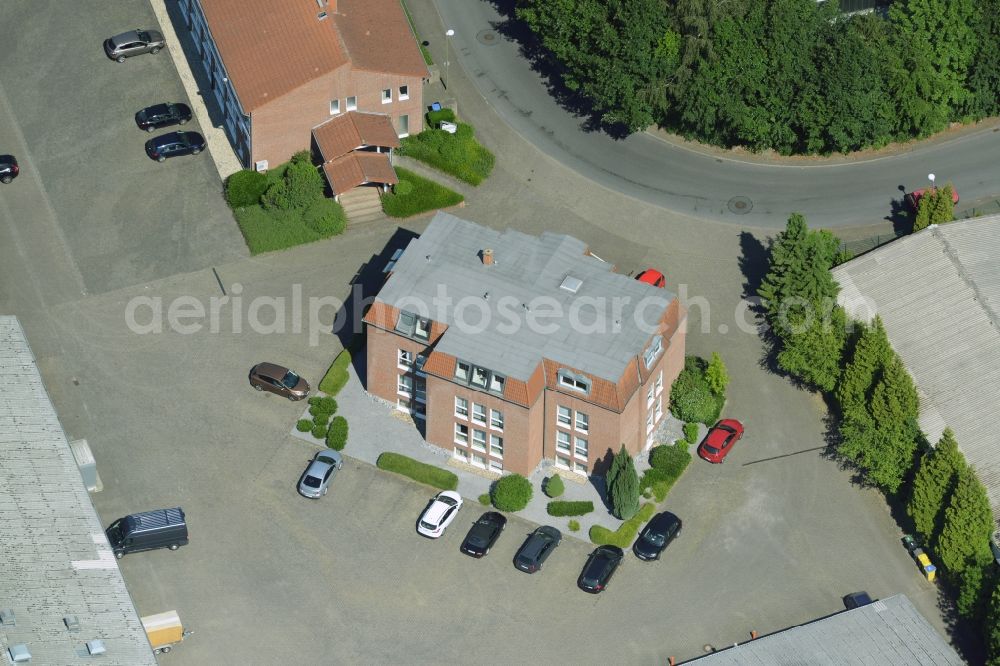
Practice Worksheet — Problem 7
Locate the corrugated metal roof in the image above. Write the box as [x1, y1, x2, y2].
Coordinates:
[376, 212, 674, 381]
[832, 215, 1000, 520]
[685, 595, 961, 665]
[0, 317, 155, 665]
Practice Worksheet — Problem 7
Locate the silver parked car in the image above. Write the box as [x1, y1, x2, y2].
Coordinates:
[298, 451, 343, 498]
[104, 29, 165, 63]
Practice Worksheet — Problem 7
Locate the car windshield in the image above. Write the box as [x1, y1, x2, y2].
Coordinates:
[106, 522, 122, 544]
[419, 520, 436, 530]
[438, 496, 457, 507]
[642, 530, 665, 546]
[281, 370, 300, 388]
[137, 31, 151, 41]
[303, 475, 321, 488]
[317, 456, 337, 466]
[703, 444, 720, 454]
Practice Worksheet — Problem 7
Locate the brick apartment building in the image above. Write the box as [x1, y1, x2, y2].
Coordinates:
[363, 212, 687, 478]
[179, 0, 428, 170]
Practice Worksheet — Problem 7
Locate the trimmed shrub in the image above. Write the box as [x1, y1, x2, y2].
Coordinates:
[303, 198, 347, 236]
[382, 167, 464, 218]
[643, 443, 692, 501]
[547, 500, 594, 517]
[296, 419, 313, 432]
[376, 452, 459, 490]
[669, 356, 725, 425]
[226, 169, 269, 208]
[310, 403, 333, 420]
[492, 474, 533, 512]
[544, 474, 565, 498]
[327, 416, 348, 451]
[683, 422, 700, 445]
[568, 520, 581, 532]
[590, 503, 656, 547]
[309, 396, 338, 414]
[393, 179, 414, 196]
[319, 343, 355, 396]
[311, 424, 328, 440]
[478, 493, 491, 506]
[397, 123, 495, 185]
[426, 108, 457, 126]
[312, 412, 330, 427]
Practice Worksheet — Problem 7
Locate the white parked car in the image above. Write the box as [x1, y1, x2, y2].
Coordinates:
[417, 490, 463, 538]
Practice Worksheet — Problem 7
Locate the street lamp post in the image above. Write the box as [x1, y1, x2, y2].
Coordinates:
[928, 173, 936, 192]
[445, 29, 454, 89]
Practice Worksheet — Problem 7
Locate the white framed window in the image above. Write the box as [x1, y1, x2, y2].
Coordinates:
[454, 423, 469, 444]
[398, 113, 409, 138]
[655, 371, 663, 396]
[329, 99, 340, 115]
[398, 348, 413, 369]
[557, 406, 572, 428]
[488, 459, 503, 473]
[397, 374, 413, 395]
[399, 85, 409, 100]
[414, 377, 426, 403]
[575, 411, 588, 433]
[455, 397, 468, 419]
[346, 96, 357, 111]
[655, 397, 663, 420]
[646, 412, 654, 435]
[556, 430, 571, 454]
[455, 361, 471, 382]
[573, 459, 588, 475]
[574, 437, 588, 460]
[414, 317, 431, 340]
[472, 403, 486, 425]
[489, 373, 505, 394]
[647, 386, 655, 408]
[472, 454, 487, 469]
[556, 455, 571, 470]
[490, 434, 503, 458]
[471, 366, 489, 389]
[490, 409, 504, 430]
[472, 429, 487, 451]
[453, 447, 469, 463]
[643, 336, 663, 369]
[397, 397, 412, 413]
[382, 88, 392, 104]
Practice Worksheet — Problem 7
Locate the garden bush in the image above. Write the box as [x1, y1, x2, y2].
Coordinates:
[296, 419, 313, 432]
[568, 520, 581, 532]
[683, 422, 700, 444]
[303, 198, 347, 236]
[311, 424, 328, 440]
[226, 169, 269, 208]
[309, 396, 338, 414]
[382, 168, 464, 218]
[492, 474, 533, 512]
[643, 443, 692, 501]
[398, 123, 495, 185]
[544, 474, 565, 498]
[590, 503, 655, 547]
[426, 108, 457, 127]
[312, 412, 329, 427]
[547, 501, 594, 517]
[669, 356, 724, 425]
[376, 452, 459, 490]
[326, 416, 348, 451]
[478, 493, 491, 506]
[319, 342, 355, 396]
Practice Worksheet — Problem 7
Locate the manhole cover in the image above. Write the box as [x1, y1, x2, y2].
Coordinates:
[727, 196, 753, 214]
[476, 29, 499, 46]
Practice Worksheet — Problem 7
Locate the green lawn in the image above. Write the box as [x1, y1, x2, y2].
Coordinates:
[398, 123, 494, 185]
[382, 167, 463, 218]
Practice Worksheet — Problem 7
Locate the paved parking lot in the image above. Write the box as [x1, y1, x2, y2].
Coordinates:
[0, 0, 245, 296]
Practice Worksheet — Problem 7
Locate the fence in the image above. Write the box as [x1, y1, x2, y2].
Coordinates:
[839, 233, 903, 259]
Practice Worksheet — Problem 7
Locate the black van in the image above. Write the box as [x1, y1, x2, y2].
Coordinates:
[106, 507, 188, 559]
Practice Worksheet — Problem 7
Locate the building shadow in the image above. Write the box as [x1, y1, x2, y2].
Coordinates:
[482, 0, 631, 139]
[162, 1, 228, 130]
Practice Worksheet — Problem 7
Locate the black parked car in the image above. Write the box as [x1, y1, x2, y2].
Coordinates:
[136, 103, 192, 132]
[578, 545, 624, 593]
[460, 511, 507, 558]
[843, 591, 875, 609]
[145, 131, 206, 162]
[514, 526, 561, 573]
[0, 155, 18, 184]
[633, 511, 682, 561]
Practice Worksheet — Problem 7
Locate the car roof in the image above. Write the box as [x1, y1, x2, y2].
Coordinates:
[424, 495, 458, 523]
[306, 451, 341, 475]
[647, 511, 680, 531]
[637, 269, 664, 284]
[112, 30, 141, 42]
[706, 421, 738, 445]
[254, 362, 289, 379]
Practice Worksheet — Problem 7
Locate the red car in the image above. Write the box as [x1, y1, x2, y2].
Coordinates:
[905, 187, 959, 212]
[636, 269, 665, 288]
[697, 419, 744, 463]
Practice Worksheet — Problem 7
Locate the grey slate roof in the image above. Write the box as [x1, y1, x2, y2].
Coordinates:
[686, 594, 961, 665]
[377, 212, 674, 381]
[832, 215, 1000, 522]
[0, 317, 155, 665]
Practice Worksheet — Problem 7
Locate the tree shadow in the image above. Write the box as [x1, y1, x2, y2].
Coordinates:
[738, 231, 770, 300]
[482, 0, 631, 139]
[885, 186, 914, 236]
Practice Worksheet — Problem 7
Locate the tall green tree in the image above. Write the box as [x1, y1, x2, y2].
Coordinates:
[836, 317, 893, 414]
[705, 352, 729, 396]
[937, 468, 995, 575]
[776, 303, 848, 392]
[907, 428, 966, 543]
[962, 0, 1000, 119]
[608, 445, 640, 520]
[912, 184, 957, 232]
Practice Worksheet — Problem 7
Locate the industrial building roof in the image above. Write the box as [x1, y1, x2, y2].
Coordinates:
[832, 215, 1000, 521]
[374, 212, 675, 381]
[0, 317, 155, 665]
[686, 594, 961, 665]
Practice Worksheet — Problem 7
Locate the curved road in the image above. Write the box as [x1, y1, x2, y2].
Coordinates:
[436, 0, 1000, 228]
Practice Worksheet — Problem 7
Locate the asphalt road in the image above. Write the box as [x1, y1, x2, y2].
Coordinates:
[429, 0, 1000, 229]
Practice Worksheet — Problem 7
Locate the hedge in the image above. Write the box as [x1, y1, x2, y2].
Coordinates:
[426, 108, 457, 127]
[376, 452, 459, 491]
[492, 474, 532, 512]
[308, 396, 338, 415]
[398, 123, 494, 185]
[319, 342, 356, 396]
[547, 500, 594, 517]
[326, 416, 348, 451]
[589, 503, 656, 547]
[642, 443, 692, 502]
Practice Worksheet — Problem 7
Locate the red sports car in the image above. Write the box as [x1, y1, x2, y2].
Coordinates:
[636, 269, 665, 288]
[697, 419, 744, 463]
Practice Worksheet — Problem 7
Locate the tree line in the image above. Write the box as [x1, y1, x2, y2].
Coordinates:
[758, 215, 999, 662]
[515, 0, 1000, 154]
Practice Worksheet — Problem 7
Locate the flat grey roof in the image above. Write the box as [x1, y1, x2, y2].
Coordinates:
[832, 215, 1000, 522]
[686, 594, 961, 665]
[0, 317, 155, 665]
[377, 212, 674, 381]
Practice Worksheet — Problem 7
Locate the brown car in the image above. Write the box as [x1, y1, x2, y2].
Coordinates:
[249, 363, 310, 400]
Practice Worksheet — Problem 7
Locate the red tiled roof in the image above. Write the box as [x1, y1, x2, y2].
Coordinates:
[322, 152, 398, 194]
[363, 301, 398, 329]
[333, 0, 429, 78]
[542, 359, 623, 412]
[313, 112, 401, 162]
[199, 0, 349, 112]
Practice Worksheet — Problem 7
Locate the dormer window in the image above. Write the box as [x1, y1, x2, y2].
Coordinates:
[395, 310, 431, 341]
[454, 360, 506, 395]
[489, 373, 505, 394]
[558, 370, 590, 394]
[414, 317, 431, 340]
[471, 366, 489, 389]
[643, 335, 663, 369]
